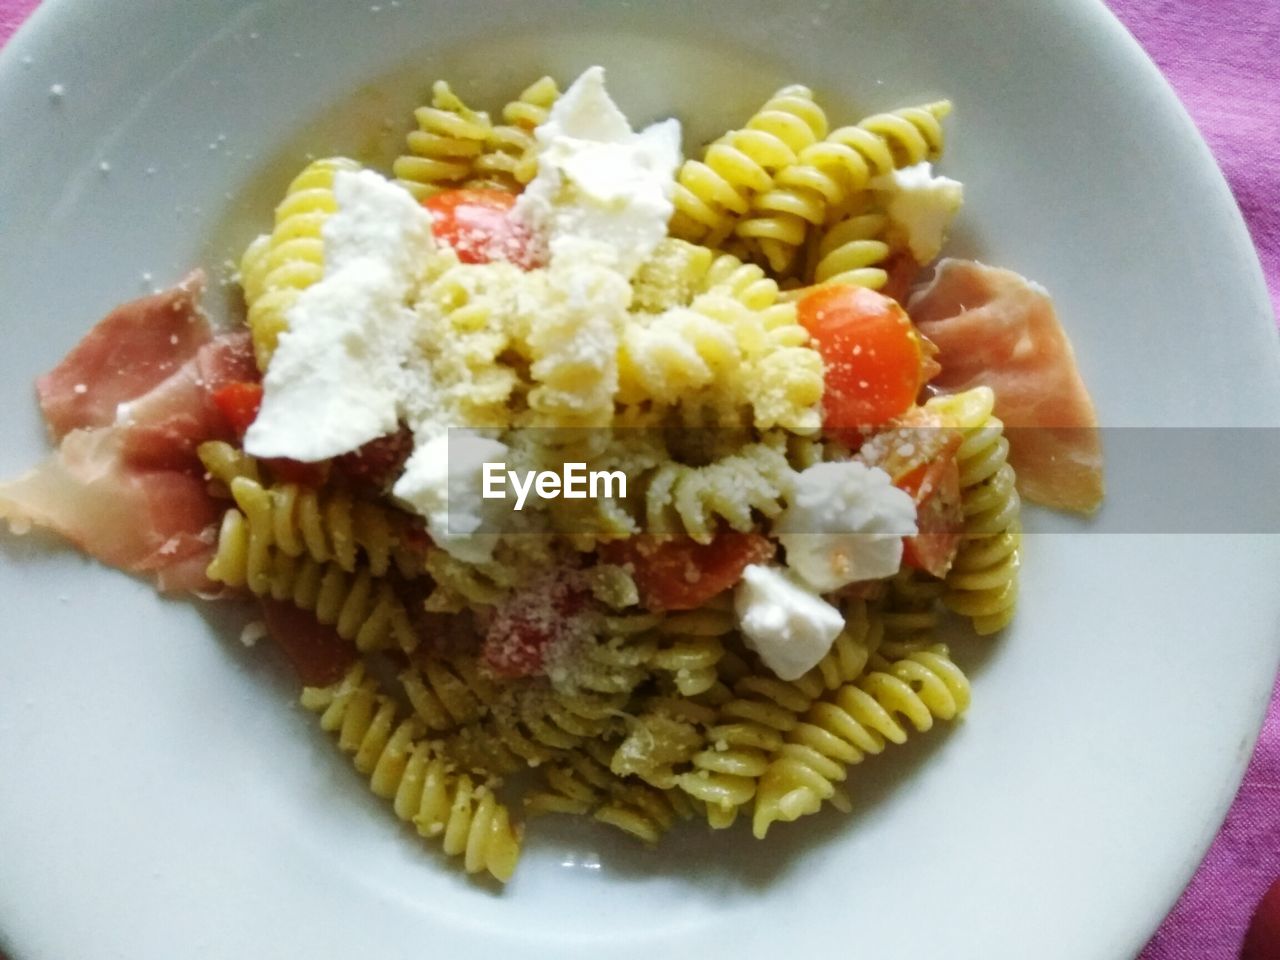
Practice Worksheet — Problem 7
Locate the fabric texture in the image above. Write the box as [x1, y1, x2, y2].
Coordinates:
[0, 0, 1277, 957]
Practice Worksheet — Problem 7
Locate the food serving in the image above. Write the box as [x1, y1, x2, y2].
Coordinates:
[0, 66, 1102, 883]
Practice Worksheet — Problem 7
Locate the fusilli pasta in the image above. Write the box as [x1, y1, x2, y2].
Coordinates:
[470, 76, 560, 190]
[393, 81, 492, 201]
[670, 85, 823, 248]
[241, 156, 360, 368]
[925, 387, 1022, 634]
[301, 662, 522, 881]
[206, 508, 419, 653]
[752, 645, 969, 837]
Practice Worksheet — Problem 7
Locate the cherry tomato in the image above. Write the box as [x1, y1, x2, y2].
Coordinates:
[600, 532, 775, 613]
[261, 599, 356, 687]
[899, 454, 963, 577]
[211, 381, 263, 437]
[483, 578, 587, 679]
[860, 409, 963, 577]
[423, 189, 540, 269]
[798, 284, 925, 432]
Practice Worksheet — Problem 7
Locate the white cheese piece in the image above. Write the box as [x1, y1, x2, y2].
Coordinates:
[394, 430, 507, 564]
[244, 169, 434, 461]
[734, 564, 845, 681]
[515, 65, 681, 277]
[775, 461, 918, 592]
[870, 161, 963, 264]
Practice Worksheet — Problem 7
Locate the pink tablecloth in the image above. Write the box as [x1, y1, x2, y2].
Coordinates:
[1, 1, 1277, 957]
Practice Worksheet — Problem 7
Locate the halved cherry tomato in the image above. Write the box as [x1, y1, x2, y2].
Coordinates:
[899, 455, 963, 577]
[261, 599, 356, 687]
[600, 532, 775, 613]
[860, 409, 963, 577]
[211, 381, 263, 437]
[424, 189, 541, 269]
[798, 284, 925, 433]
[483, 578, 587, 679]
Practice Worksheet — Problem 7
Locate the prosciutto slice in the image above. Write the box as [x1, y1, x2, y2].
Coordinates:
[909, 259, 1104, 513]
[36, 272, 211, 438]
[118, 330, 256, 471]
[0, 429, 220, 594]
[1, 274, 252, 593]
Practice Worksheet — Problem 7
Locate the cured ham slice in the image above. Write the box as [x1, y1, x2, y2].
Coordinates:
[1, 275, 250, 594]
[36, 272, 210, 439]
[0, 429, 219, 594]
[118, 331, 256, 471]
[909, 259, 1104, 513]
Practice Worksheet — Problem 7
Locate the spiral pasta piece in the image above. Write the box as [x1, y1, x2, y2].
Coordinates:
[878, 570, 945, 659]
[241, 156, 360, 369]
[616, 303, 740, 407]
[470, 75, 560, 190]
[616, 267, 823, 433]
[641, 435, 796, 543]
[559, 613, 662, 696]
[752, 645, 969, 837]
[810, 597, 883, 691]
[699, 249, 784, 309]
[670, 86, 823, 247]
[731, 86, 830, 273]
[743, 100, 950, 280]
[226, 475, 414, 577]
[631, 238, 717, 314]
[648, 603, 734, 696]
[925, 387, 1022, 634]
[856, 100, 951, 168]
[525, 742, 693, 844]
[301, 663, 522, 881]
[198, 440, 262, 490]
[400, 654, 500, 732]
[416, 252, 523, 429]
[206, 508, 419, 653]
[810, 211, 892, 289]
[610, 696, 715, 789]
[393, 81, 492, 201]
[424, 541, 544, 612]
[444, 682, 627, 777]
[676, 653, 825, 828]
[516, 257, 629, 430]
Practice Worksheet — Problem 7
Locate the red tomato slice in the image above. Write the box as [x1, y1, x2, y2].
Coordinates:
[601, 532, 776, 613]
[797, 284, 925, 433]
[900, 454, 963, 578]
[860, 408, 963, 578]
[483, 577, 587, 679]
[211, 381, 263, 437]
[261, 599, 356, 687]
[424, 189, 541, 269]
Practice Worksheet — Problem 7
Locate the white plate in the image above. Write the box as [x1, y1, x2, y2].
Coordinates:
[1, 1, 1278, 958]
